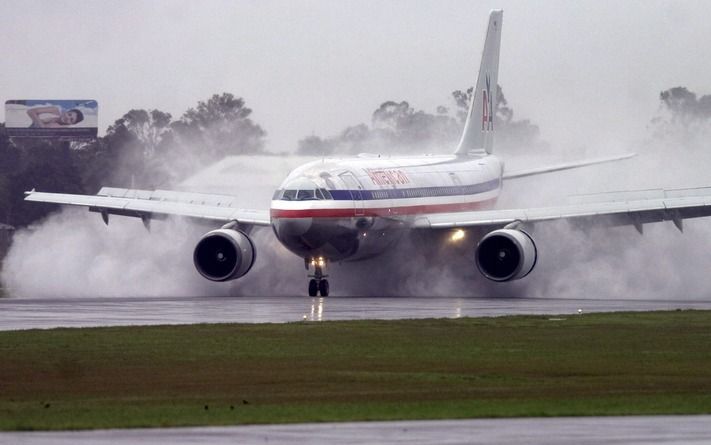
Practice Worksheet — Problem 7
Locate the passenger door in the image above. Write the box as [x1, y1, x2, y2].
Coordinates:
[339, 172, 365, 216]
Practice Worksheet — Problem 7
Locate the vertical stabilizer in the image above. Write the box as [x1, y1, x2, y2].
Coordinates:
[455, 10, 503, 156]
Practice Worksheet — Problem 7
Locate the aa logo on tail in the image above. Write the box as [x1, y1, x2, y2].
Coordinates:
[481, 74, 494, 132]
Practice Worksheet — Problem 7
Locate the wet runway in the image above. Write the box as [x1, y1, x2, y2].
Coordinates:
[4, 416, 711, 444]
[2, 295, 711, 331]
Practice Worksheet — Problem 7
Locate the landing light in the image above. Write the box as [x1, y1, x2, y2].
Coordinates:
[311, 257, 326, 267]
[450, 229, 465, 242]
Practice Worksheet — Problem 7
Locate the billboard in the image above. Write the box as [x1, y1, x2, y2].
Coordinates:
[5, 100, 98, 140]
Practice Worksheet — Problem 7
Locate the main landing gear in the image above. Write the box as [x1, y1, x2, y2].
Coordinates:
[306, 256, 329, 297]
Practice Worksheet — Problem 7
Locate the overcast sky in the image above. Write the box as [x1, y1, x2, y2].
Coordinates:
[2, 0, 710, 152]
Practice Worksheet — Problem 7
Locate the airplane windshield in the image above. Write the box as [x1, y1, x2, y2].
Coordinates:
[275, 188, 333, 201]
[276, 178, 333, 201]
[297, 189, 316, 200]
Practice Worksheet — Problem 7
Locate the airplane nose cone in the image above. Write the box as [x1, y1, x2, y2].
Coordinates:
[272, 217, 313, 238]
[272, 216, 359, 261]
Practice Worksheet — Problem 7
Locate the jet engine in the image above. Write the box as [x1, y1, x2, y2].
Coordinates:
[193, 229, 256, 282]
[475, 229, 537, 282]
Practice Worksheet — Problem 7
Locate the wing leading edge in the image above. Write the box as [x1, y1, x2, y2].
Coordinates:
[24, 187, 271, 226]
[414, 186, 711, 233]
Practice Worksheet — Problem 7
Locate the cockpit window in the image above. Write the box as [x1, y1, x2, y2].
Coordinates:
[278, 177, 334, 201]
[297, 189, 316, 201]
[277, 188, 333, 201]
[282, 189, 297, 201]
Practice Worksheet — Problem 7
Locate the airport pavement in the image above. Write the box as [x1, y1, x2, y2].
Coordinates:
[2, 295, 711, 331]
[3, 416, 711, 444]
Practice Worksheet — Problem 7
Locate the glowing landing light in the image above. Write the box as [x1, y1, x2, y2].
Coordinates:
[450, 229, 465, 242]
[310, 257, 326, 267]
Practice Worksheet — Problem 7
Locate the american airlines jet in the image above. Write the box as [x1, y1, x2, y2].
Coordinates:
[25, 10, 711, 296]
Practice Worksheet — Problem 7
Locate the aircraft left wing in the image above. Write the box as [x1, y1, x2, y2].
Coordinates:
[24, 187, 271, 226]
[414, 186, 711, 233]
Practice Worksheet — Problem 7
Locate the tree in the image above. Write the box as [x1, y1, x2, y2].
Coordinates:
[297, 135, 336, 156]
[173, 93, 266, 161]
[0, 92, 270, 231]
[659, 87, 711, 120]
[451, 85, 514, 126]
[301, 84, 545, 156]
[452, 87, 474, 124]
[0, 124, 19, 224]
[109, 109, 172, 159]
[650, 87, 711, 147]
[451, 85, 544, 152]
[99, 109, 176, 188]
[6, 139, 84, 227]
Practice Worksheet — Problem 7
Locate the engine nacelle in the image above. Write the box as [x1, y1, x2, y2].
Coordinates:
[193, 229, 256, 282]
[475, 229, 537, 282]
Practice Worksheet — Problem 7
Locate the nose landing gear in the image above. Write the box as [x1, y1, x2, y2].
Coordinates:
[306, 257, 330, 297]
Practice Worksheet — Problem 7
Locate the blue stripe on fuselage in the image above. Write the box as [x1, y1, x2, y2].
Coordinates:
[329, 178, 500, 201]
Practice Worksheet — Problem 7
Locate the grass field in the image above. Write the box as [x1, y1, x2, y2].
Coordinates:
[1, 311, 711, 430]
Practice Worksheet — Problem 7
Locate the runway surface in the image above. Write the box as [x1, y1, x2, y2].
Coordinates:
[2, 295, 711, 331]
[4, 416, 711, 444]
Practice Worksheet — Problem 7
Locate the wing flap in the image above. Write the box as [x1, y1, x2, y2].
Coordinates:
[24, 189, 271, 226]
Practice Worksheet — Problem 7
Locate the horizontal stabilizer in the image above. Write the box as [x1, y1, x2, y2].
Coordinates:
[503, 153, 635, 180]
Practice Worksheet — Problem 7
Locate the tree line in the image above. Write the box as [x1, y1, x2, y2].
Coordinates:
[0, 93, 266, 228]
[1, 87, 708, 231]
[297, 85, 545, 156]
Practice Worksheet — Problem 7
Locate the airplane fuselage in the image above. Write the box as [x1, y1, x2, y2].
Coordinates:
[270, 153, 503, 262]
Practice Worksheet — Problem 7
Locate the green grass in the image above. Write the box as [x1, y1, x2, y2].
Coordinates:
[1, 311, 711, 430]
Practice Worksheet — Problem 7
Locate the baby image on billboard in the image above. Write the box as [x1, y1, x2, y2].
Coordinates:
[5, 100, 98, 140]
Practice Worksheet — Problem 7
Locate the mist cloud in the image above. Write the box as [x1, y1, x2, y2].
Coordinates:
[6, 146, 711, 300]
[5, 103, 711, 300]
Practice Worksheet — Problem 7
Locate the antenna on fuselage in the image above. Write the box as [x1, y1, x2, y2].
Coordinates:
[455, 10, 503, 156]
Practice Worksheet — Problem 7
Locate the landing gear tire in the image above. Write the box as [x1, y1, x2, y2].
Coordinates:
[319, 279, 330, 297]
[306, 257, 330, 297]
[308, 279, 318, 297]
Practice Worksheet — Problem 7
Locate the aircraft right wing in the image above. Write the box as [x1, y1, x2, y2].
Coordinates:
[25, 187, 271, 227]
[414, 186, 711, 233]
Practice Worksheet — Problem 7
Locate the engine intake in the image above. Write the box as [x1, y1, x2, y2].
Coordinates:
[193, 229, 256, 281]
[475, 229, 537, 282]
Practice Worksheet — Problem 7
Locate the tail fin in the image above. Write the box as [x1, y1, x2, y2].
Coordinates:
[455, 10, 503, 156]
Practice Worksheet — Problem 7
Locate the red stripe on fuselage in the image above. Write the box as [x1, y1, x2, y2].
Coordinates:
[270, 198, 498, 219]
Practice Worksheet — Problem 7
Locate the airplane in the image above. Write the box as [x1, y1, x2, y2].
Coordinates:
[24, 10, 711, 297]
